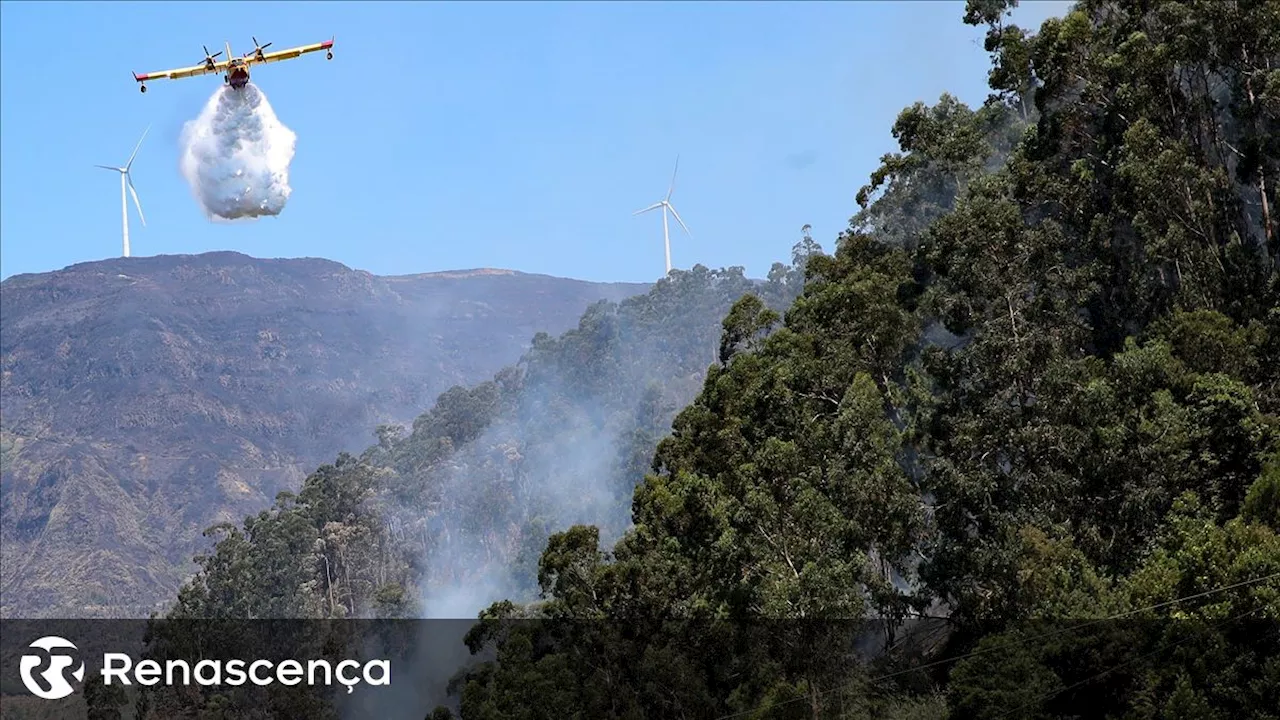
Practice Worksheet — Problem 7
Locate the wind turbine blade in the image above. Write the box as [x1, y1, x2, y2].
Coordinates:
[633, 202, 663, 216]
[127, 174, 146, 228]
[94, 164, 121, 172]
[666, 155, 680, 200]
[125, 125, 151, 171]
[667, 203, 691, 236]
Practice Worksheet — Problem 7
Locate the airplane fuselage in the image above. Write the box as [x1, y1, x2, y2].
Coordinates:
[225, 61, 250, 89]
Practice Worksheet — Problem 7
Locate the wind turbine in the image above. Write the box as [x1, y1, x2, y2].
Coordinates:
[95, 126, 149, 258]
[633, 155, 691, 275]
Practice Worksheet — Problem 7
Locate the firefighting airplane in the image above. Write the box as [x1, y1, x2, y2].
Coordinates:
[132, 36, 334, 93]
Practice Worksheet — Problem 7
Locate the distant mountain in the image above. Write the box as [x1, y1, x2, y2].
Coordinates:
[0, 251, 648, 618]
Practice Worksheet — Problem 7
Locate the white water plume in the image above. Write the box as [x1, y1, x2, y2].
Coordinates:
[179, 83, 296, 221]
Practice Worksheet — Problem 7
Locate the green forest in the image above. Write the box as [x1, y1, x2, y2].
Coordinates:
[94, 0, 1280, 717]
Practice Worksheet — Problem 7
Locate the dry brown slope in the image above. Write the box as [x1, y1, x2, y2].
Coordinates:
[0, 251, 647, 618]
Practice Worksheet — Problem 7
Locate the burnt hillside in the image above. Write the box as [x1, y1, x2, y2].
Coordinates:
[0, 251, 647, 617]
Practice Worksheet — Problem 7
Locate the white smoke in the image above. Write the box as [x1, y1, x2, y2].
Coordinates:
[179, 83, 296, 221]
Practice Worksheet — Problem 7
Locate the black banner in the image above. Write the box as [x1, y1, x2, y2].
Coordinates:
[1, 617, 1275, 719]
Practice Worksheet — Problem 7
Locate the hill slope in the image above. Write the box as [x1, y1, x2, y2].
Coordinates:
[0, 251, 647, 617]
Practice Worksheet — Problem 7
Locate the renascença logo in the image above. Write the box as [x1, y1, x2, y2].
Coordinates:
[17, 636, 391, 699]
[100, 653, 390, 694]
[20, 636, 86, 700]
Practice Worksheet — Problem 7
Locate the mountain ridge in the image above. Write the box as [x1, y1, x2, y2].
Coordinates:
[1, 251, 633, 284]
[0, 250, 651, 617]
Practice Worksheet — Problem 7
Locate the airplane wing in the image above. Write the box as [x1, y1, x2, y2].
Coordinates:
[250, 38, 334, 66]
[134, 60, 227, 84]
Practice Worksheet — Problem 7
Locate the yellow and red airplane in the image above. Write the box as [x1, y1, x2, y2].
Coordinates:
[133, 36, 334, 94]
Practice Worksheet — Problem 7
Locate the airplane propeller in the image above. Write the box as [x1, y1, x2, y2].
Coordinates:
[247, 36, 272, 57]
[201, 45, 223, 65]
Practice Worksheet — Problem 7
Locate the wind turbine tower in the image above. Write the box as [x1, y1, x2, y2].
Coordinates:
[633, 156, 691, 275]
[96, 126, 149, 258]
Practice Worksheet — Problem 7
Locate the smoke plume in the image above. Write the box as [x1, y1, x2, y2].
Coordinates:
[179, 83, 296, 221]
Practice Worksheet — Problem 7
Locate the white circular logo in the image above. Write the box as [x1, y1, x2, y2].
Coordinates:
[19, 636, 85, 700]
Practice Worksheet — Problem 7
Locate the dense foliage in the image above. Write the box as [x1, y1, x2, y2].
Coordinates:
[106, 1, 1279, 718]
[439, 0, 1280, 717]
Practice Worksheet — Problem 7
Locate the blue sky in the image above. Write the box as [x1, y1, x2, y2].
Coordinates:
[0, 0, 1069, 283]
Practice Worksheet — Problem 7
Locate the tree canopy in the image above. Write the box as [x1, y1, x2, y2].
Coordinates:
[122, 1, 1279, 718]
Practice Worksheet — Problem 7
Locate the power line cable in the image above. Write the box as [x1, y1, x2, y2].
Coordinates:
[993, 606, 1259, 718]
[712, 570, 1280, 720]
